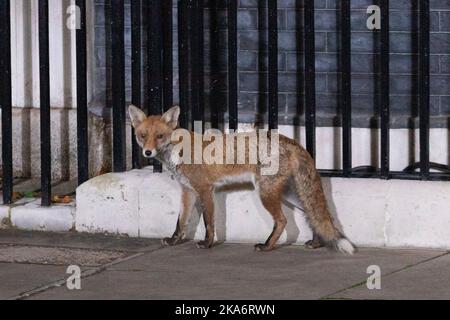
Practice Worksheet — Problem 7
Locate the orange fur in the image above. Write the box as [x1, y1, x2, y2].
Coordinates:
[129, 105, 355, 254]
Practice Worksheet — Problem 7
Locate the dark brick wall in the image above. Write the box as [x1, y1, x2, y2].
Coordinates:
[93, 0, 450, 128]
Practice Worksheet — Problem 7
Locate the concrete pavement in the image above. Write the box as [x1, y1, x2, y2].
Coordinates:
[0, 230, 448, 300]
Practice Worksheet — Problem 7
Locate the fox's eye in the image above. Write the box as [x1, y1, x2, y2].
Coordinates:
[140, 133, 146, 139]
[156, 134, 164, 139]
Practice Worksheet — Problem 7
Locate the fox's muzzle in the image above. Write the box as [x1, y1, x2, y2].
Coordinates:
[143, 149, 157, 158]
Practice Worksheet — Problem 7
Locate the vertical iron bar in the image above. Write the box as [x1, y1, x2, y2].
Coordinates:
[419, 0, 430, 179]
[228, 0, 238, 131]
[39, 0, 51, 206]
[162, 0, 173, 111]
[131, 0, 142, 169]
[148, 0, 163, 172]
[0, 0, 12, 204]
[210, 0, 221, 129]
[380, 0, 390, 179]
[198, 0, 205, 128]
[76, 0, 89, 184]
[111, 0, 126, 172]
[268, 0, 278, 130]
[178, 0, 190, 129]
[190, 0, 204, 129]
[341, 0, 352, 177]
[304, 0, 316, 159]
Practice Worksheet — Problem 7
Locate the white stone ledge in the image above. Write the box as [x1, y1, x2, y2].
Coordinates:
[74, 168, 450, 250]
[6, 199, 76, 232]
[0, 206, 10, 226]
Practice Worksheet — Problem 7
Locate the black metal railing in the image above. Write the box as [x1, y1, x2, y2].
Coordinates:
[0, 0, 449, 207]
[38, 0, 51, 206]
[0, 0, 12, 205]
[76, 0, 89, 186]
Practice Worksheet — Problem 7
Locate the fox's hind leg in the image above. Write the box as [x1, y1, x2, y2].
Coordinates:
[255, 185, 287, 252]
[162, 187, 196, 246]
[305, 232, 325, 249]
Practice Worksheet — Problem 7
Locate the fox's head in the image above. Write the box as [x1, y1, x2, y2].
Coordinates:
[128, 105, 180, 159]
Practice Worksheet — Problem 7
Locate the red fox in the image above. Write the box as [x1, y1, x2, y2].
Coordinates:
[128, 105, 355, 254]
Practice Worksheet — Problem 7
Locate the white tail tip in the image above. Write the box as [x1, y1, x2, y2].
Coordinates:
[337, 238, 355, 255]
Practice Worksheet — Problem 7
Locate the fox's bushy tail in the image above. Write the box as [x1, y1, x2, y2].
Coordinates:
[292, 156, 355, 255]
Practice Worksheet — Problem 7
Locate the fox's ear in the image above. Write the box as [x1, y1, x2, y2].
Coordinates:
[161, 105, 181, 129]
[128, 105, 147, 128]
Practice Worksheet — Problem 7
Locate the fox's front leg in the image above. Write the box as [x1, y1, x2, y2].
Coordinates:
[162, 187, 196, 246]
[196, 190, 215, 249]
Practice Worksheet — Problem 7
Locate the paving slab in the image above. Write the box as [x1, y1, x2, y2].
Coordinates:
[13, 179, 42, 194]
[30, 243, 444, 300]
[0, 244, 127, 267]
[0, 230, 162, 253]
[0, 262, 70, 300]
[329, 253, 450, 300]
[52, 180, 78, 197]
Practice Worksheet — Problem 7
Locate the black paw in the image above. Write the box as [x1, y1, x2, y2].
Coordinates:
[305, 239, 324, 249]
[162, 236, 180, 246]
[254, 243, 273, 252]
[196, 240, 213, 249]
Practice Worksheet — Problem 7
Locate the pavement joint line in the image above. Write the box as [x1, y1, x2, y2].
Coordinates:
[8, 244, 169, 300]
[0, 242, 132, 254]
[320, 251, 450, 300]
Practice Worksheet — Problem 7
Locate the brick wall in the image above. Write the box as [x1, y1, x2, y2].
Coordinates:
[93, 0, 450, 128]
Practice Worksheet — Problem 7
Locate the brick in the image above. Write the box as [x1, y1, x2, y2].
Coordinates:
[92, 0, 450, 128]
[238, 9, 258, 30]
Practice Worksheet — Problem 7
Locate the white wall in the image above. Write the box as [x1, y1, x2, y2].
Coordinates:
[229, 124, 450, 171]
[10, 0, 94, 109]
[277, 125, 449, 171]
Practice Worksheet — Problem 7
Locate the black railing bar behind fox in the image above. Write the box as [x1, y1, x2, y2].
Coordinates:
[268, 0, 278, 130]
[148, 0, 164, 172]
[0, 0, 13, 204]
[304, 0, 316, 159]
[178, 0, 190, 130]
[403, 162, 450, 174]
[198, 0, 205, 129]
[76, 0, 89, 184]
[39, 0, 51, 206]
[210, 0, 221, 130]
[419, 0, 431, 180]
[111, 0, 127, 173]
[131, 0, 142, 170]
[319, 170, 450, 182]
[380, 0, 390, 180]
[162, 0, 173, 112]
[341, 0, 352, 177]
[228, 0, 238, 131]
[190, 0, 205, 130]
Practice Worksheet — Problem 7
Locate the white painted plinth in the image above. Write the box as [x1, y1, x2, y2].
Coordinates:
[0, 206, 10, 225]
[75, 168, 450, 250]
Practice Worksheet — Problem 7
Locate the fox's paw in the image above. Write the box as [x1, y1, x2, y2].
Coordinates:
[254, 244, 273, 252]
[305, 238, 324, 249]
[162, 236, 180, 246]
[196, 240, 213, 249]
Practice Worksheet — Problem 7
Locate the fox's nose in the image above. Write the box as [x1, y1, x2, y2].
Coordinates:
[144, 150, 153, 158]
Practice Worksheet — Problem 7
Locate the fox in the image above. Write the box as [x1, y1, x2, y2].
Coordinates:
[128, 104, 355, 254]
